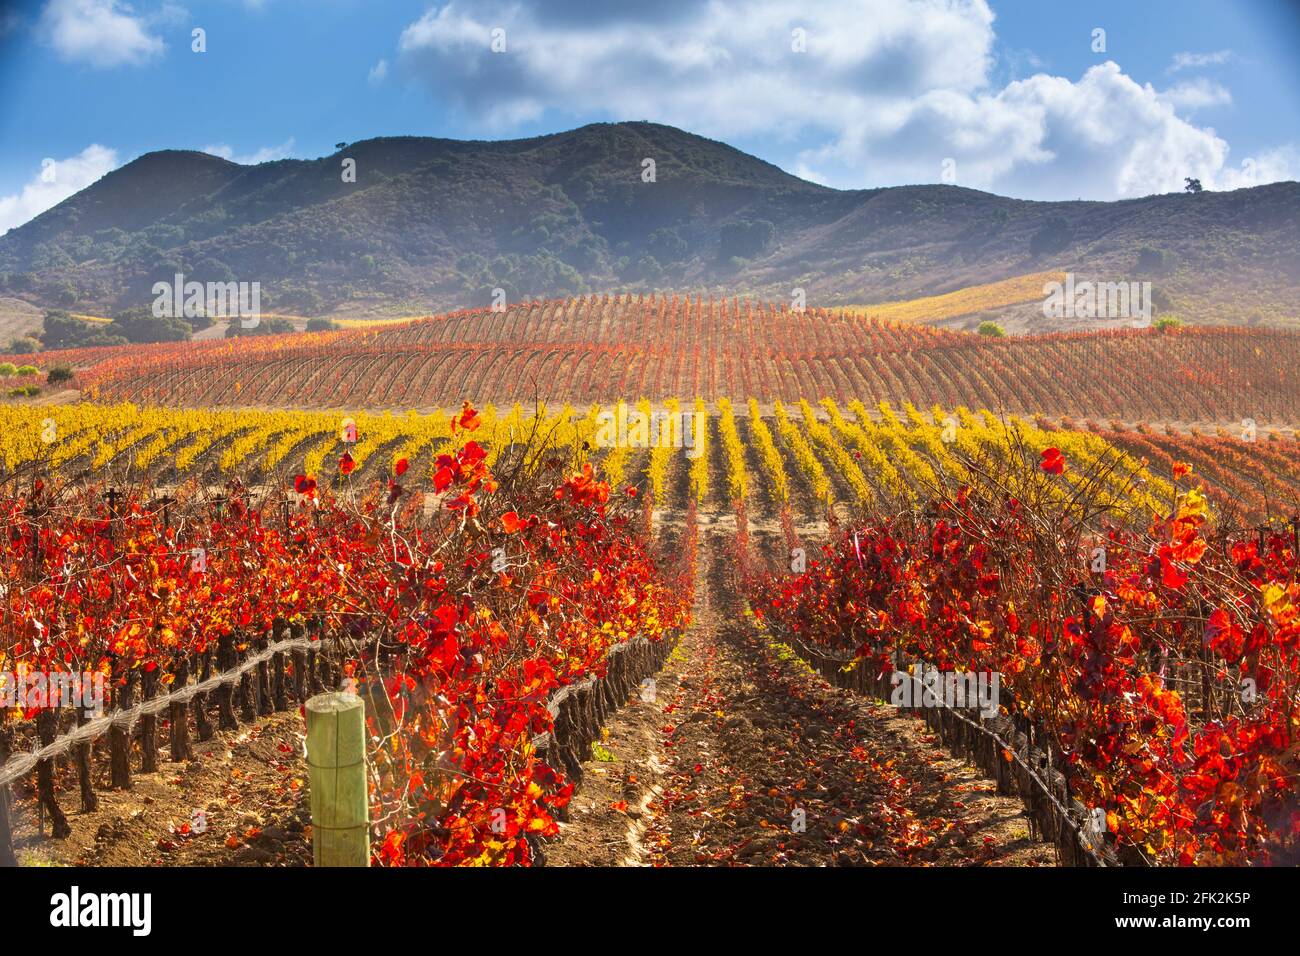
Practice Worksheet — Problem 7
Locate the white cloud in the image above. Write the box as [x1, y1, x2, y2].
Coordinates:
[801, 63, 1245, 199]
[397, 0, 996, 131]
[0, 145, 119, 235]
[1214, 145, 1300, 190]
[393, 1, 1291, 200]
[1169, 49, 1234, 73]
[1158, 78, 1232, 111]
[201, 138, 296, 165]
[38, 0, 164, 68]
[368, 58, 388, 85]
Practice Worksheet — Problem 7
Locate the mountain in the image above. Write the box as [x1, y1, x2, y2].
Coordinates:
[2, 121, 1298, 326]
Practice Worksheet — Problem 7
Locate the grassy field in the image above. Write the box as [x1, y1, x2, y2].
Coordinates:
[843, 271, 1066, 325]
[0, 296, 45, 343]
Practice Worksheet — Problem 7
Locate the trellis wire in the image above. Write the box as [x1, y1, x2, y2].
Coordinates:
[891, 666, 1110, 867]
[0, 635, 318, 789]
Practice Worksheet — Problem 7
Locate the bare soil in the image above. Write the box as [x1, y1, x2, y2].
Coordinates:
[11, 711, 312, 867]
[544, 528, 1054, 867]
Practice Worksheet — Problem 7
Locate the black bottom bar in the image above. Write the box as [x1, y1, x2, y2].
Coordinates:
[14, 865, 1283, 943]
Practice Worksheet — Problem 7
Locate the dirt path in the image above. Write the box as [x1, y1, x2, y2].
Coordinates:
[545, 528, 1055, 867]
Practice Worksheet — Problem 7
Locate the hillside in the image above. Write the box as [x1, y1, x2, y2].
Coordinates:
[2, 122, 1298, 327]
[0, 296, 44, 344]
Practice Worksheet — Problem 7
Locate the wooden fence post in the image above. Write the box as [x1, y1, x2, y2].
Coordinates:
[305, 692, 369, 867]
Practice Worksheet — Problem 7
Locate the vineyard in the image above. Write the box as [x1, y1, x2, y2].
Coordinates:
[0, 405, 690, 866]
[2, 303, 1298, 870]
[6, 294, 1299, 422]
[3, 400, 1297, 523]
[747, 438, 1300, 866]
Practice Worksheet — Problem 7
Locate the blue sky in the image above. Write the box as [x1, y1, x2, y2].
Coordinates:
[2, 0, 1299, 232]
